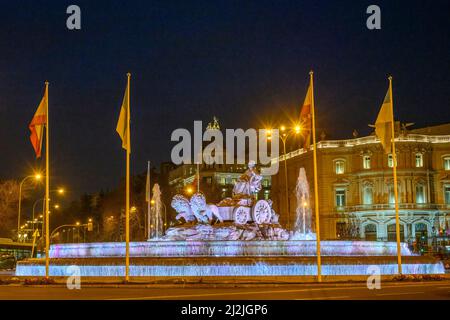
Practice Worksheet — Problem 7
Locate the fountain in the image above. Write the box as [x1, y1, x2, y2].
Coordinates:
[148, 183, 163, 240]
[16, 162, 445, 277]
[291, 168, 316, 240]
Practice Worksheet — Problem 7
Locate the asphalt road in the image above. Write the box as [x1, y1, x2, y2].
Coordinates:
[0, 281, 449, 300]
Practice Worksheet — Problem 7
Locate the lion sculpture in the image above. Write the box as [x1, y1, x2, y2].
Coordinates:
[171, 193, 223, 224]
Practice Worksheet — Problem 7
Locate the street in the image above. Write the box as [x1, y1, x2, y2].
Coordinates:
[0, 281, 449, 300]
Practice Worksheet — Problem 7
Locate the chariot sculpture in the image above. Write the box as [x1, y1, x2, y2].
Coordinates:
[172, 161, 276, 225]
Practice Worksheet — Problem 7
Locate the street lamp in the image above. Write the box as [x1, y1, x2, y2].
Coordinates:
[268, 125, 301, 230]
[17, 173, 42, 240]
[31, 188, 65, 235]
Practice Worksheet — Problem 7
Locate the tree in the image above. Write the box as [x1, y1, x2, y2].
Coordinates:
[0, 180, 20, 238]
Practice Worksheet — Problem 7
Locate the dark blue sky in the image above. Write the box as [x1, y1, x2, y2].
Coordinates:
[0, 0, 449, 199]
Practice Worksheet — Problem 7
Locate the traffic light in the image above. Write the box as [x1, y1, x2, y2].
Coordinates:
[87, 222, 93, 232]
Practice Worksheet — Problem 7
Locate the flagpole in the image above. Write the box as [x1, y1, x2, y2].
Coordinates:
[147, 160, 151, 240]
[310, 71, 322, 282]
[44, 81, 50, 279]
[197, 161, 200, 192]
[125, 73, 131, 282]
[389, 75, 402, 274]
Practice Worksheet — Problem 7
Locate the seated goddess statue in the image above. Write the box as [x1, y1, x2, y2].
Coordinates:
[232, 161, 263, 197]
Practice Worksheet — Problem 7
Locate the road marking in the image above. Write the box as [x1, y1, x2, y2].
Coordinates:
[376, 291, 424, 296]
[296, 296, 350, 300]
[110, 282, 450, 300]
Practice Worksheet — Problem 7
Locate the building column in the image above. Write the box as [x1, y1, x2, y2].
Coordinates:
[378, 221, 387, 241]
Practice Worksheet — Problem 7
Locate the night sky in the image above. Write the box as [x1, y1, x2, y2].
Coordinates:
[0, 0, 449, 200]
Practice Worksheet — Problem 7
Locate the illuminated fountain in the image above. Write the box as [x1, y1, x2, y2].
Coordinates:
[16, 162, 445, 277]
[148, 183, 163, 240]
[291, 168, 316, 240]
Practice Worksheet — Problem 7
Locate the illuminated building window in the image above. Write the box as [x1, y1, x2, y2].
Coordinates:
[335, 222, 347, 239]
[387, 224, 405, 242]
[363, 185, 373, 205]
[335, 188, 346, 207]
[415, 153, 423, 167]
[444, 157, 450, 171]
[335, 160, 345, 175]
[364, 224, 377, 241]
[363, 156, 371, 169]
[445, 186, 450, 204]
[388, 154, 394, 168]
[388, 184, 401, 204]
[415, 223, 428, 241]
[415, 184, 426, 204]
[388, 184, 396, 204]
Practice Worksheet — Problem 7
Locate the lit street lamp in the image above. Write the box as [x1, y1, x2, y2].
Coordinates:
[17, 173, 42, 240]
[268, 125, 301, 230]
[31, 188, 65, 234]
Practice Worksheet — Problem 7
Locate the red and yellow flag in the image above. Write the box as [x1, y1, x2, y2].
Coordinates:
[375, 85, 394, 154]
[116, 74, 131, 152]
[300, 81, 312, 150]
[29, 85, 48, 158]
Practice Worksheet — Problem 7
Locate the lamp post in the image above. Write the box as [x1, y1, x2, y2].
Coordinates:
[32, 188, 64, 235]
[268, 125, 301, 230]
[32, 198, 44, 233]
[17, 173, 42, 240]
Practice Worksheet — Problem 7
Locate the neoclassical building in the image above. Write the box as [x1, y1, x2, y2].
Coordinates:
[271, 123, 450, 243]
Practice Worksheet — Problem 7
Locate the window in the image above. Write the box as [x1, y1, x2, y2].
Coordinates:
[415, 223, 428, 241]
[444, 157, 450, 171]
[363, 186, 373, 205]
[415, 153, 423, 168]
[388, 184, 399, 204]
[363, 156, 371, 169]
[445, 186, 450, 204]
[388, 154, 394, 168]
[364, 224, 377, 241]
[415, 184, 426, 204]
[336, 222, 347, 239]
[335, 160, 345, 174]
[335, 189, 346, 207]
[387, 224, 405, 242]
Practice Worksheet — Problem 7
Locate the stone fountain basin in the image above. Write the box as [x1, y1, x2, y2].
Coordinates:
[15, 255, 444, 277]
[47, 240, 414, 259]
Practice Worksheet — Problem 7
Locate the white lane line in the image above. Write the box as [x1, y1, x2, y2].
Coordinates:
[110, 282, 449, 300]
[296, 296, 350, 300]
[376, 291, 424, 296]
[112, 290, 323, 300]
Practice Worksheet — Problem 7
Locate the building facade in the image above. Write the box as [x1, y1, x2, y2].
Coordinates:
[271, 123, 450, 243]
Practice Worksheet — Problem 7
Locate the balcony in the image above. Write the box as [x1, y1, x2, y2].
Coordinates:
[338, 203, 450, 212]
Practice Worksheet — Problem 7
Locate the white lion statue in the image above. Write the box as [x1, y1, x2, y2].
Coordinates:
[171, 193, 223, 224]
[171, 195, 196, 223]
[190, 193, 223, 224]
